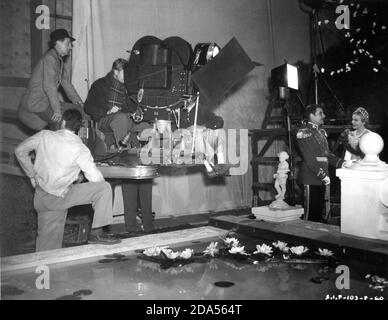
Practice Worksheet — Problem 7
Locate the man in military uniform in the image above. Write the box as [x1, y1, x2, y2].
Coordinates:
[297, 104, 350, 222]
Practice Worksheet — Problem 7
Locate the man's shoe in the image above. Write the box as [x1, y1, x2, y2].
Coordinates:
[88, 233, 121, 245]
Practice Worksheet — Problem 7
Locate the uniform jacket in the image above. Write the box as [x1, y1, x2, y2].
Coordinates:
[19, 49, 82, 114]
[297, 122, 344, 185]
[84, 71, 135, 122]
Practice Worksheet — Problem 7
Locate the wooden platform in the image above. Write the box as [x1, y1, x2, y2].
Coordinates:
[209, 214, 388, 265]
[1, 226, 227, 273]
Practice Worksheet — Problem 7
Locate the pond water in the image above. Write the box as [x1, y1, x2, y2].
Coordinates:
[1, 234, 387, 300]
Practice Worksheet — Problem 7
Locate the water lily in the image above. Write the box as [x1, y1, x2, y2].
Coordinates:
[228, 245, 248, 255]
[143, 246, 168, 257]
[224, 237, 240, 248]
[290, 246, 309, 256]
[167, 268, 181, 276]
[253, 244, 273, 256]
[137, 259, 160, 271]
[203, 241, 219, 257]
[179, 248, 194, 260]
[165, 265, 195, 276]
[272, 241, 290, 253]
[369, 275, 388, 285]
[291, 263, 307, 270]
[316, 248, 334, 257]
[208, 260, 219, 270]
[161, 248, 180, 260]
[256, 265, 270, 272]
[223, 260, 246, 270]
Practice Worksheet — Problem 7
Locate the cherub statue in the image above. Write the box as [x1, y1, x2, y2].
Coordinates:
[273, 151, 290, 201]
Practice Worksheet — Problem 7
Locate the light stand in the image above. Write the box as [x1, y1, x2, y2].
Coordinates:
[191, 92, 200, 154]
[310, 9, 320, 105]
[309, 9, 346, 115]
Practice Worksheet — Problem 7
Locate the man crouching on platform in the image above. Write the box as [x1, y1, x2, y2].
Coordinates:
[84, 58, 144, 151]
[15, 109, 120, 251]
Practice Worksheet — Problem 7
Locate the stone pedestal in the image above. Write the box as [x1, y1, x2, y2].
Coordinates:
[252, 205, 304, 222]
[337, 166, 388, 241]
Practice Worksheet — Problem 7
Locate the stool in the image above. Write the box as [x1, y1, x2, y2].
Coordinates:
[63, 205, 93, 246]
[63, 218, 90, 246]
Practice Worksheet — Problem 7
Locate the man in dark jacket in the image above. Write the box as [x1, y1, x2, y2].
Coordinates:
[84, 58, 141, 148]
[18, 29, 84, 131]
[296, 104, 351, 222]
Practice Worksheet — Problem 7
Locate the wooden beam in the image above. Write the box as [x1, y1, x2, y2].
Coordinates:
[258, 136, 275, 157]
[49, 13, 72, 21]
[0, 77, 29, 88]
[0, 108, 19, 122]
[0, 164, 25, 177]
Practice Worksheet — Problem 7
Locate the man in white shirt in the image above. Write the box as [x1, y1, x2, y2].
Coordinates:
[15, 109, 120, 251]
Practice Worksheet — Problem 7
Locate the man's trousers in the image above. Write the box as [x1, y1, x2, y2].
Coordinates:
[18, 102, 84, 131]
[33, 181, 113, 252]
[304, 184, 325, 222]
[121, 180, 154, 233]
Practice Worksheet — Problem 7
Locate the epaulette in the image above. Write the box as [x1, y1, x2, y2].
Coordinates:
[319, 128, 328, 137]
[296, 128, 312, 139]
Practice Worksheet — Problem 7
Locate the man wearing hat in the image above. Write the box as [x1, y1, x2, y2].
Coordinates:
[18, 29, 84, 131]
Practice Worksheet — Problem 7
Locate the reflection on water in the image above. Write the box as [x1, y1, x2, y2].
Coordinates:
[1, 237, 387, 300]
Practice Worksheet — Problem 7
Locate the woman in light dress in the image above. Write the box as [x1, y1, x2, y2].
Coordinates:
[338, 107, 371, 161]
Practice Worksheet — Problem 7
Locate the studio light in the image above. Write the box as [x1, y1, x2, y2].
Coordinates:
[192, 43, 221, 70]
[271, 63, 299, 99]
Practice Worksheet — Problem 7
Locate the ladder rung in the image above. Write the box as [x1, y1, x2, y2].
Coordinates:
[269, 116, 284, 121]
[251, 157, 278, 164]
[252, 182, 273, 190]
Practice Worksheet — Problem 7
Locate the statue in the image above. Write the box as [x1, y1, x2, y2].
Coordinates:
[273, 151, 290, 200]
[252, 150, 303, 220]
[269, 151, 291, 209]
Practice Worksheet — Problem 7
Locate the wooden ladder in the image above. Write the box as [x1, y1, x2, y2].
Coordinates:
[250, 91, 299, 206]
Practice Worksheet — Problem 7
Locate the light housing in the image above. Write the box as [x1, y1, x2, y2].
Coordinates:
[271, 63, 299, 91]
[192, 43, 221, 70]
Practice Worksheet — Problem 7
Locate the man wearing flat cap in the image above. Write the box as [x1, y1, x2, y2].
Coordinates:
[18, 29, 84, 131]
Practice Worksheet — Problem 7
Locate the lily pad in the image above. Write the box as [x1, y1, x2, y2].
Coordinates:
[214, 281, 235, 288]
[98, 258, 116, 263]
[73, 289, 93, 297]
[56, 295, 82, 300]
[310, 277, 327, 284]
[104, 253, 126, 259]
[1, 285, 24, 296]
